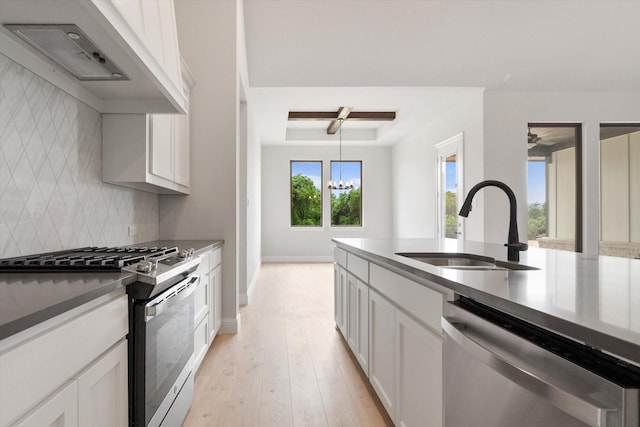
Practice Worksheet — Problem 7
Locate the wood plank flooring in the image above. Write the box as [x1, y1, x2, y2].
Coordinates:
[183, 263, 393, 427]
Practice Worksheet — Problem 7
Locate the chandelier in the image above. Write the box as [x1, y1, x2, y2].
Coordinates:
[327, 119, 354, 190]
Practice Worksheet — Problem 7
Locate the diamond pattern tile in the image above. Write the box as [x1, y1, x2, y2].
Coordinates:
[0, 53, 159, 258]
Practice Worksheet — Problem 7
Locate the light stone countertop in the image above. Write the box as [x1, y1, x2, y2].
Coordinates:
[333, 237, 640, 366]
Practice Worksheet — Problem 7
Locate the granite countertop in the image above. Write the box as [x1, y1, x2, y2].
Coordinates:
[333, 237, 640, 366]
[0, 239, 223, 341]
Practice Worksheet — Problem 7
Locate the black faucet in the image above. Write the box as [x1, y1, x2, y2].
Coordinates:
[458, 180, 528, 262]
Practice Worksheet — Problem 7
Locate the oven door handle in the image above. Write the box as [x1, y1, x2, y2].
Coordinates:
[442, 316, 620, 426]
[145, 275, 199, 321]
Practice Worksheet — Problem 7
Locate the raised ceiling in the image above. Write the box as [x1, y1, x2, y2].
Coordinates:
[243, 0, 640, 145]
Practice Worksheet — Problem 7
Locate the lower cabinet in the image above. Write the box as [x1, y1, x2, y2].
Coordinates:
[347, 273, 369, 374]
[369, 289, 397, 417]
[15, 382, 78, 427]
[77, 340, 128, 427]
[396, 309, 443, 427]
[334, 264, 348, 336]
[192, 245, 223, 374]
[335, 249, 445, 427]
[1, 291, 128, 427]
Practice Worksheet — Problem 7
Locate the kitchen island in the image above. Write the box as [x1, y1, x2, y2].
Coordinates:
[333, 237, 640, 427]
[333, 237, 640, 365]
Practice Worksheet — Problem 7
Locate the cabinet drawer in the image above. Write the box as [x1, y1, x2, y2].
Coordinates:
[347, 253, 369, 283]
[0, 294, 128, 426]
[210, 248, 221, 269]
[195, 253, 210, 276]
[334, 247, 347, 268]
[369, 264, 443, 334]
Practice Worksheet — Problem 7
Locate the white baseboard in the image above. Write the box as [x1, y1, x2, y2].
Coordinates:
[261, 256, 333, 263]
[220, 314, 240, 334]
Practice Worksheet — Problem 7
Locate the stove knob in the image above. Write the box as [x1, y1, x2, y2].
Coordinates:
[187, 248, 195, 256]
[137, 261, 153, 273]
[177, 249, 189, 259]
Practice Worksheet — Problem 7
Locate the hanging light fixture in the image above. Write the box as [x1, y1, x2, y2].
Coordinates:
[328, 119, 354, 191]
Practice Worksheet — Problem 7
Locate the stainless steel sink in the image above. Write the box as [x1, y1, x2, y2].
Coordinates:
[395, 252, 539, 271]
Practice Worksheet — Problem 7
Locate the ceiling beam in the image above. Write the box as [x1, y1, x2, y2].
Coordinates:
[287, 107, 396, 134]
[327, 106, 352, 134]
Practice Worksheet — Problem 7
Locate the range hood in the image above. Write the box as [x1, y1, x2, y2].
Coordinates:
[4, 24, 128, 81]
[0, 0, 186, 114]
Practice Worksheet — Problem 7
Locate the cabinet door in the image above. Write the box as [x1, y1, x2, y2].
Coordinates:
[173, 111, 190, 186]
[16, 381, 78, 427]
[76, 340, 128, 427]
[213, 265, 222, 335]
[149, 114, 174, 180]
[355, 279, 369, 374]
[336, 266, 348, 336]
[193, 316, 209, 373]
[369, 290, 396, 418]
[347, 273, 358, 352]
[396, 310, 443, 427]
[334, 264, 340, 325]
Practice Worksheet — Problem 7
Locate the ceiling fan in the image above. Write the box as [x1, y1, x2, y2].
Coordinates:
[527, 128, 557, 149]
[288, 106, 396, 134]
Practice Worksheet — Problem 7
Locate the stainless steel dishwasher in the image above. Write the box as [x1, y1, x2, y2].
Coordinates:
[442, 296, 640, 427]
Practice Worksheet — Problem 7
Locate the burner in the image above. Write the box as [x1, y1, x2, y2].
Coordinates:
[0, 246, 179, 272]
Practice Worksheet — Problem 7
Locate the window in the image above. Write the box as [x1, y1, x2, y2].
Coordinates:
[290, 161, 322, 227]
[330, 161, 362, 226]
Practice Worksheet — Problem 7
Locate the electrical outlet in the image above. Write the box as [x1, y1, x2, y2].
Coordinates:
[128, 225, 137, 237]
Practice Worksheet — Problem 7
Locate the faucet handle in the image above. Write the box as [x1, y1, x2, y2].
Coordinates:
[505, 242, 528, 251]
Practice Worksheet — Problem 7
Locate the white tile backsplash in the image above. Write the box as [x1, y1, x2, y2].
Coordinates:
[0, 53, 159, 258]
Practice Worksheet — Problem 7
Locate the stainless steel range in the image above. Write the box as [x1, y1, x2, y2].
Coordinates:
[0, 246, 201, 427]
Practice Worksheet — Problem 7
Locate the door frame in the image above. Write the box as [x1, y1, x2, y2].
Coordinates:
[435, 133, 464, 240]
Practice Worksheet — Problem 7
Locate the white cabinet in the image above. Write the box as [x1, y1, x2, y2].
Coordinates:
[0, 291, 128, 427]
[334, 264, 348, 337]
[347, 273, 369, 374]
[369, 289, 397, 417]
[102, 59, 194, 194]
[77, 340, 128, 427]
[334, 247, 446, 427]
[210, 263, 222, 339]
[192, 246, 223, 373]
[15, 382, 77, 427]
[396, 310, 443, 427]
[0, 0, 187, 113]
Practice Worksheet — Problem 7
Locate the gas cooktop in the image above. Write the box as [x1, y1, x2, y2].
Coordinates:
[0, 246, 180, 272]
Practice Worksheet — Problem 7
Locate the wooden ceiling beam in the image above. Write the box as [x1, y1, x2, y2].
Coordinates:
[287, 107, 396, 134]
[327, 106, 352, 134]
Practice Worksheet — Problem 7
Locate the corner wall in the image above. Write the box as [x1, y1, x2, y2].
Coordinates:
[160, 0, 240, 331]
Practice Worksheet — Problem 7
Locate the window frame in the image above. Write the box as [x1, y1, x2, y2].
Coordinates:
[329, 160, 363, 228]
[290, 160, 323, 228]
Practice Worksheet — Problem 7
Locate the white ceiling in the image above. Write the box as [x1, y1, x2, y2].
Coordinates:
[243, 0, 640, 146]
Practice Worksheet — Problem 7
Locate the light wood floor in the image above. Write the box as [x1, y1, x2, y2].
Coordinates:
[183, 263, 393, 427]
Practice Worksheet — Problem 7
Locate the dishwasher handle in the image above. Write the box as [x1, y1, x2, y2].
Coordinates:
[145, 275, 199, 321]
[442, 315, 619, 427]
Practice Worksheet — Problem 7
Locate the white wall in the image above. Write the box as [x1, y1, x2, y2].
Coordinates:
[483, 91, 640, 255]
[392, 91, 485, 241]
[160, 0, 240, 331]
[262, 145, 393, 261]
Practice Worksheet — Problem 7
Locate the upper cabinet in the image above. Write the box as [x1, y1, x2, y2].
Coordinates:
[102, 59, 194, 194]
[0, 0, 186, 114]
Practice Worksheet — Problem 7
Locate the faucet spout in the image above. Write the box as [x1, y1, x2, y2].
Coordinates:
[458, 180, 528, 262]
